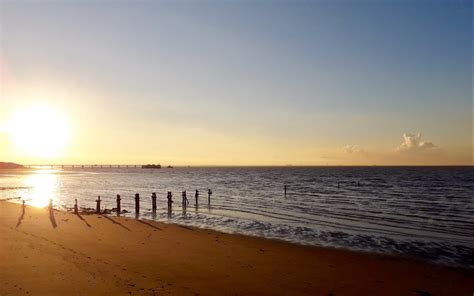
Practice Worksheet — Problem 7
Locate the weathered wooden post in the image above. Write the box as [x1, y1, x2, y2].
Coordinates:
[284, 185, 288, 195]
[167, 192, 173, 207]
[74, 199, 78, 214]
[208, 189, 212, 205]
[195, 190, 199, 206]
[96, 196, 101, 214]
[182, 191, 188, 207]
[134, 193, 140, 214]
[151, 192, 157, 212]
[167, 192, 173, 217]
[116, 194, 121, 214]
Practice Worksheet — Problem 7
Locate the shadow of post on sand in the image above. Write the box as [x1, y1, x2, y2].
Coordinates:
[75, 212, 92, 228]
[16, 201, 26, 228]
[135, 219, 162, 231]
[102, 215, 130, 231]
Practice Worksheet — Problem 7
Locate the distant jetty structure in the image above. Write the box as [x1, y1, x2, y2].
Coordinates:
[21, 164, 171, 169]
[142, 164, 162, 169]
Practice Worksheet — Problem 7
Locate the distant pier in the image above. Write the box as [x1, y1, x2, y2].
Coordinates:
[24, 164, 156, 169]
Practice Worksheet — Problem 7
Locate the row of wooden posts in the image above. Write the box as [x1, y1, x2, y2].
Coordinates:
[73, 189, 213, 215]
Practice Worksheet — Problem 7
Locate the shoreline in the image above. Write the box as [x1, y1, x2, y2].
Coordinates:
[5, 196, 471, 271]
[112, 209, 473, 272]
[1, 197, 467, 271]
[1, 201, 473, 295]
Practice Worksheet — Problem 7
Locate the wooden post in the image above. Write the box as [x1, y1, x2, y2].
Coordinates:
[208, 189, 212, 205]
[167, 192, 173, 208]
[195, 190, 199, 206]
[116, 194, 121, 214]
[96, 196, 101, 214]
[74, 199, 78, 214]
[167, 192, 173, 217]
[152, 192, 157, 212]
[182, 191, 188, 207]
[135, 193, 140, 214]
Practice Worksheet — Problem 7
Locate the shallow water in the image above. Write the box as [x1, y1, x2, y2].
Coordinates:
[1, 166, 473, 268]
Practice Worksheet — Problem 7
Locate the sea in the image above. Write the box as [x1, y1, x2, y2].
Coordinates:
[1, 166, 473, 268]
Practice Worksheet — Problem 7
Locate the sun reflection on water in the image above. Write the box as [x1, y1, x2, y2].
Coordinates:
[23, 169, 59, 208]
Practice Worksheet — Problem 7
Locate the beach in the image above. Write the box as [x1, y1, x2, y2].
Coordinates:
[0, 201, 472, 296]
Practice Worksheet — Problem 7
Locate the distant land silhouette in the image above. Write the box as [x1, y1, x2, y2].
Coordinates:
[0, 162, 24, 169]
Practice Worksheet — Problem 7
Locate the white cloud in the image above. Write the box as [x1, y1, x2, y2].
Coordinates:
[341, 145, 365, 154]
[396, 133, 435, 152]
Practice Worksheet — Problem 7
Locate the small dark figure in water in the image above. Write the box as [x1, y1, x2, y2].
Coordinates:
[195, 190, 199, 206]
[74, 199, 78, 214]
[182, 191, 189, 207]
[357, 181, 361, 187]
[151, 192, 157, 212]
[208, 189, 212, 205]
[284, 185, 288, 195]
[116, 194, 121, 214]
[135, 193, 140, 214]
[96, 195, 101, 214]
[337, 182, 340, 189]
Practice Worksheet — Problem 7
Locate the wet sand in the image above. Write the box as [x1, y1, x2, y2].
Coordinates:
[0, 201, 472, 295]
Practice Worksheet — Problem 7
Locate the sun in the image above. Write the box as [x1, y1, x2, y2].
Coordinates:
[5, 106, 71, 158]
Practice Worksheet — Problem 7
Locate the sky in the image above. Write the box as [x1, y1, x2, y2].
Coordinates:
[0, 0, 472, 165]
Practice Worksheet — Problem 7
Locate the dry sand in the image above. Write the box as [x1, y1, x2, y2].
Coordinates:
[0, 201, 472, 296]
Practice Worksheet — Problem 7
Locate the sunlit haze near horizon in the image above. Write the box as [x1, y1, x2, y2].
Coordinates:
[0, 1, 472, 165]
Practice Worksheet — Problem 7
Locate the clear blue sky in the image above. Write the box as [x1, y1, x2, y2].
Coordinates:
[1, 0, 472, 165]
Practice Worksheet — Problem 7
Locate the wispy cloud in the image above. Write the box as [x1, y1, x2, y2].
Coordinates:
[340, 145, 365, 154]
[395, 133, 435, 153]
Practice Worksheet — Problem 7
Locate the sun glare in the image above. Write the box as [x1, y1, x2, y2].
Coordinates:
[23, 169, 59, 208]
[5, 106, 71, 158]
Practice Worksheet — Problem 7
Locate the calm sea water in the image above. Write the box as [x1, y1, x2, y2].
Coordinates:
[1, 166, 473, 268]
